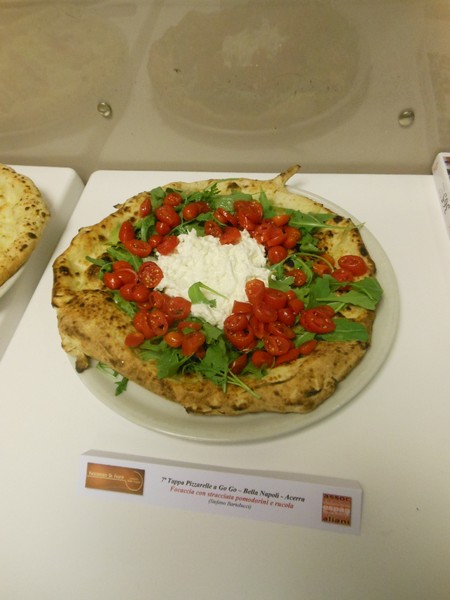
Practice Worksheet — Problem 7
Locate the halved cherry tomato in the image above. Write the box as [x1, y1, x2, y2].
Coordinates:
[204, 220, 222, 238]
[249, 315, 266, 339]
[149, 309, 169, 337]
[103, 272, 122, 290]
[265, 227, 287, 248]
[234, 201, 264, 224]
[252, 303, 278, 323]
[157, 236, 179, 255]
[115, 268, 138, 286]
[112, 260, 134, 271]
[138, 261, 163, 288]
[251, 350, 274, 369]
[163, 191, 183, 207]
[225, 328, 256, 351]
[245, 279, 265, 305]
[288, 296, 305, 315]
[270, 214, 290, 227]
[148, 234, 163, 250]
[312, 261, 332, 276]
[149, 290, 166, 309]
[220, 226, 241, 245]
[139, 197, 152, 218]
[267, 245, 288, 264]
[223, 313, 248, 333]
[230, 354, 248, 375]
[133, 310, 155, 339]
[277, 307, 296, 327]
[232, 300, 253, 314]
[177, 320, 202, 332]
[263, 334, 292, 356]
[125, 331, 145, 348]
[283, 226, 301, 249]
[120, 282, 138, 301]
[268, 321, 295, 339]
[155, 221, 171, 236]
[164, 297, 192, 321]
[182, 203, 200, 221]
[332, 268, 354, 283]
[131, 283, 150, 304]
[214, 208, 237, 226]
[338, 255, 368, 276]
[289, 268, 307, 287]
[155, 205, 181, 228]
[298, 339, 318, 355]
[119, 220, 135, 243]
[124, 239, 152, 257]
[182, 331, 206, 356]
[274, 347, 302, 366]
[263, 288, 287, 310]
[300, 307, 336, 334]
[164, 331, 184, 348]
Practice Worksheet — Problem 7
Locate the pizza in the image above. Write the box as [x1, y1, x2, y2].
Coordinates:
[0, 164, 50, 288]
[52, 166, 382, 416]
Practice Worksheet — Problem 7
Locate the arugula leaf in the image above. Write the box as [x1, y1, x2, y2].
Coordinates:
[110, 291, 138, 318]
[107, 244, 142, 271]
[139, 341, 189, 378]
[96, 363, 129, 395]
[188, 282, 226, 306]
[319, 318, 369, 342]
[135, 214, 155, 241]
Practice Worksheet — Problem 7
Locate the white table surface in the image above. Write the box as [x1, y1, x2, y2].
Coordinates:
[0, 165, 84, 359]
[1, 171, 449, 600]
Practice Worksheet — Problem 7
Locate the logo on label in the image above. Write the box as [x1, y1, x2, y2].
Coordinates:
[321, 493, 352, 526]
[85, 462, 145, 495]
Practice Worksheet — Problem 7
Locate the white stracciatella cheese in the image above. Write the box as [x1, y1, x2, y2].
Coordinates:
[154, 229, 270, 327]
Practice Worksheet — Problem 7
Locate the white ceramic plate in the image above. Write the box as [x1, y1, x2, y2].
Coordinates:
[0, 266, 25, 300]
[76, 190, 400, 443]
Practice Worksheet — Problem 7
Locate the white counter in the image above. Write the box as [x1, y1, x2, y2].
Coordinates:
[1, 171, 449, 600]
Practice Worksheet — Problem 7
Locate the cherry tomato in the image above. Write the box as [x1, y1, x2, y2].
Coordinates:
[263, 334, 292, 356]
[155, 205, 181, 228]
[270, 214, 290, 227]
[157, 236, 179, 255]
[249, 315, 266, 339]
[225, 328, 256, 351]
[232, 300, 253, 314]
[155, 221, 171, 236]
[149, 290, 166, 309]
[268, 321, 295, 340]
[267, 245, 288, 264]
[251, 350, 274, 369]
[103, 272, 122, 290]
[288, 296, 305, 315]
[115, 268, 138, 286]
[234, 201, 263, 224]
[274, 347, 303, 366]
[121, 283, 140, 301]
[149, 309, 169, 337]
[230, 354, 248, 375]
[138, 261, 163, 288]
[164, 331, 184, 348]
[312, 261, 332, 276]
[300, 307, 336, 334]
[204, 220, 222, 238]
[182, 331, 206, 356]
[277, 307, 296, 327]
[177, 320, 202, 332]
[283, 226, 301, 249]
[220, 226, 241, 245]
[245, 279, 265, 305]
[214, 208, 237, 226]
[119, 220, 135, 243]
[163, 191, 183, 207]
[148, 234, 163, 250]
[289, 268, 307, 287]
[252, 303, 278, 323]
[131, 283, 150, 303]
[338, 255, 368, 276]
[298, 339, 318, 355]
[182, 203, 200, 221]
[164, 297, 192, 321]
[263, 288, 287, 310]
[265, 227, 287, 248]
[223, 313, 248, 333]
[124, 239, 152, 257]
[139, 197, 152, 218]
[332, 268, 354, 283]
[133, 310, 155, 339]
[125, 331, 145, 348]
[112, 260, 134, 271]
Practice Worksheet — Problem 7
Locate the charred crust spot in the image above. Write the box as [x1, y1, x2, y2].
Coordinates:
[58, 265, 71, 275]
[305, 388, 321, 397]
[27, 232, 37, 239]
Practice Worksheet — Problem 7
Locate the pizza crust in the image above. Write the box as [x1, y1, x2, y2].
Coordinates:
[52, 167, 378, 416]
[0, 164, 50, 287]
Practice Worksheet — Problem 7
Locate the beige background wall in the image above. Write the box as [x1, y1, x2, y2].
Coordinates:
[1, 0, 449, 181]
